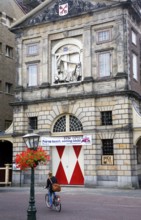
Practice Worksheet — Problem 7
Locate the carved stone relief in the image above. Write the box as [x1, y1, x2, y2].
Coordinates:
[52, 39, 83, 84]
[25, 0, 107, 26]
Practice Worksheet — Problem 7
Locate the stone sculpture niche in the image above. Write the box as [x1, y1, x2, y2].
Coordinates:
[53, 44, 82, 84]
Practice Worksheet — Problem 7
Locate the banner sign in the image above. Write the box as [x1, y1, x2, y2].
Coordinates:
[41, 135, 92, 146]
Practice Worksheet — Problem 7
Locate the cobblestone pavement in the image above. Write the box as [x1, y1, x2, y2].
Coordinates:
[0, 186, 141, 220]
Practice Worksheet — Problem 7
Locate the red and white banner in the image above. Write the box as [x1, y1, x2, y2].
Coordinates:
[59, 3, 68, 16]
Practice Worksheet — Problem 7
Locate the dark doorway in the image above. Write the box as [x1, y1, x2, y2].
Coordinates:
[0, 140, 12, 184]
[136, 138, 141, 188]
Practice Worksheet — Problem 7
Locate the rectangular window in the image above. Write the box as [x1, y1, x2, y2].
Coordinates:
[132, 30, 137, 45]
[6, 45, 13, 58]
[5, 120, 12, 130]
[97, 30, 111, 43]
[27, 44, 38, 56]
[101, 111, 112, 125]
[27, 64, 38, 86]
[29, 117, 38, 130]
[5, 82, 12, 93]
[132, 53, 138, 80]
[102, 139, 113, 155]
[98, 52, 111, 77]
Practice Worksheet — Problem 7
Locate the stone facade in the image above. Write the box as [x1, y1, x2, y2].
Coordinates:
[10, 0, 141, 188]
[0, 1, 24, 131]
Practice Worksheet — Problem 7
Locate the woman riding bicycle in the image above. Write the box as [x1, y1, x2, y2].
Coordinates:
[45, 171, 57, 208]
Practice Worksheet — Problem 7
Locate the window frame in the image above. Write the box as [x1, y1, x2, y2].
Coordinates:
[101, 111, 112, 125]
[26, 43, 39, 56]
[97, 29, 111, 44]
[131, 30, 137, 45]
[28, 117, 38, 130]
[5, 120, 12, 130]
[5, 82, 12, 94]
[27, 63, 39, 87]
[102, 139, 114, 155]
[52, 114, 83, 135]
[132, 52, 138, 80]
[98, 51, 112, 77]
[5, 45, 13, 58]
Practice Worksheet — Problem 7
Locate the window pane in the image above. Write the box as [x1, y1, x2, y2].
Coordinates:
[99, 53, 110, 77]
[29, 117, 38, 130]
[5, 120, 12, 130]
[28, 44, 38, 55]
[101, 111, 112, 125]
[28, 65, 37, 86]
[53, 115, 83, 132]
[53, 116, 66, 132]
[69, 115, 83, 131]
[98, 30, 110, 42]
[132, 31, 137, 45]
[102, 139, 113, 155]
[133, 53, 138, 80]
[6, 46, 13, 58]
[5, 83, 12, 93]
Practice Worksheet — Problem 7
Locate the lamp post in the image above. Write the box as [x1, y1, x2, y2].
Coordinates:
[23, 132, 40, 220]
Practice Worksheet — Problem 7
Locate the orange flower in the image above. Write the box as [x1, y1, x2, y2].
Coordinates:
[15, 147, 49, 170]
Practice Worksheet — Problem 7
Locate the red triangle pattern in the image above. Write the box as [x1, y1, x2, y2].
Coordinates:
[56, 146, 65, 158]
[73, 145, 81, 158]
[69, 161, 84, 185]
[55, 162, 68, 184]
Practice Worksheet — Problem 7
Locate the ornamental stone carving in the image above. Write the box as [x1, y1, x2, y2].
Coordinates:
[26, 0, 106, 25]
[52, 38, 83, 84]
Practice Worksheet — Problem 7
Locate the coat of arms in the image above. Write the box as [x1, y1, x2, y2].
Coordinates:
[59, 3, 68, 16]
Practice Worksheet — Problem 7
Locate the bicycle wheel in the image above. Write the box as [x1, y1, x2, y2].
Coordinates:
[55, 203, 61, 212]
[45, 194, 50, 208]
[54, 196, 61, 212]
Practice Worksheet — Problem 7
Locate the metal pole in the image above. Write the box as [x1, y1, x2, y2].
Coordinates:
[27, 167, 36, 220]
[5, 164, 10, 186]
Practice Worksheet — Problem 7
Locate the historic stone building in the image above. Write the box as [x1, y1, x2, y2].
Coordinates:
[9, 0, 141, 188]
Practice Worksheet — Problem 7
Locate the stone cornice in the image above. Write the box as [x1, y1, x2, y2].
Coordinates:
[10, 90, 141, 107]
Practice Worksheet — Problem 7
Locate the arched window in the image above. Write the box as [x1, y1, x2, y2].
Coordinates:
[53, 115, 66, 132]
[53, 115, 83, 133]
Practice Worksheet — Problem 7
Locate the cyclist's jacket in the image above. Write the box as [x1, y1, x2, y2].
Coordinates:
[46, 176, 57, 192]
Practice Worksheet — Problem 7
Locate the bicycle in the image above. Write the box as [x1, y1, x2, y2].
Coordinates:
[45, 191, 61, 212]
